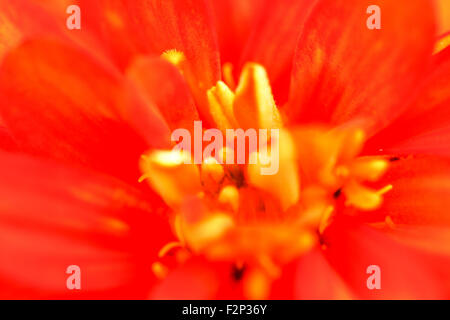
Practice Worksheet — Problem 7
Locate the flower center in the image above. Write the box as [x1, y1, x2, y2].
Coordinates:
[140, 58, 392, 298]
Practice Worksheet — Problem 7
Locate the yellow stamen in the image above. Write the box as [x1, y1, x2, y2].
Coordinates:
[207, 81, 237, 130]
[222, 62, 237, 90]
[350, 158, 389, 181]
[343, 181, 382, 211]
[319, 205, 334, 234]
[218, 185, 240, 212]
[137, 62, 394, 279]
[158, 241, 183, 258]
[377, 184, 393, 195]
[152, 262, 169, 279]
[186, 213, 234, 252]
[138, 174, 149, 183]
[161, 49, 186, 68]
[369, 214, 396, 229]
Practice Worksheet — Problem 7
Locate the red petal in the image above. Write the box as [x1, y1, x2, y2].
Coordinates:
[79, 0, 221, 124]
[0, 0, 64, 56]
[436, 0, 450, 34]
[239, 0, 317, 104]
[211, 0, 264, 69]
[367, 156, 450, 226]
[271, 247, 354, 299]
[0, 9, 22, 60]
[379, 225, 450, 295]
[381, 225, 450, 256]
[0, 152, 173, 299]
[0, 126, 17, 151]
[0, 39, 170, 183]
[127, 57, 199, 132]
[323, 218, 449, 299]
[150, 259, 219, 299]
[365, 47, 450, 156]
[287, 0, 436, 135]
[0, 0, 119, 72]
[293, 248, 354, 299]
[150, 258, 242, 299]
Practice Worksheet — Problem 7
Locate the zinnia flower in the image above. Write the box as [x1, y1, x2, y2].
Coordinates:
[1, 0, 450, 299]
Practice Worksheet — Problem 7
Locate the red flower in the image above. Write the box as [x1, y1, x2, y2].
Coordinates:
[0, 0, 450, 299]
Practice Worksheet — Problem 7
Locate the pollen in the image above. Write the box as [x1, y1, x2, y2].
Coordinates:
[139, 62, 393, 298]
[161, 49, 186, 67]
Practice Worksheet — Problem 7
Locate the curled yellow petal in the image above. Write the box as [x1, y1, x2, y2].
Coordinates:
[343, 180, 382, 211]
[139, 150, 201, 208]
[207, 81, 237, 130]
[185, 213, 234, 252]
[349, 158, 389, 182]
[233, 63, 282, 130]
[218, 185, 240, 212]
[247, 130, 300, 211]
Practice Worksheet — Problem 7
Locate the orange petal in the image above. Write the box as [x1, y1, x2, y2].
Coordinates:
[0, 9, 21, 61]
[0, 0, 62, 47]
[79, 0, 221, 124]
[270, 246, 354, 299]
[365, 47, 450, 157]
[369, 156, 450, 226]
[435, 0, 450, 35]
[149, 258, 241, 299]
[324, 218, 449, 299]
[211, 0, 264, 69]
[292, 248, 354, 299]
[0, 152, 173, 299]
[288, 0, 436, 135]
[381, 225, 450, 256]
[0, 0, 105, 62]
[0, 39, 170, 183]
[239, 0, 317, 104]
[127, 56, 199, 133]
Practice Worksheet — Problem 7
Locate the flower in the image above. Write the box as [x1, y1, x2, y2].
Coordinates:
[0, 0, 450, 299]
